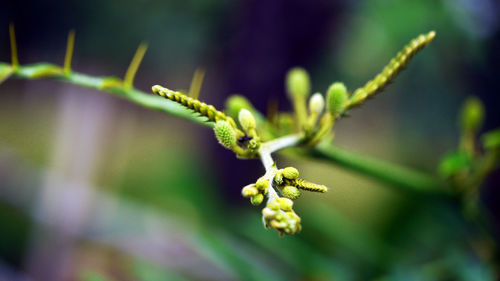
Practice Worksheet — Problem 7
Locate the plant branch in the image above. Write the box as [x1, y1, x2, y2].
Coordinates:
[2, 62, 446, 194]
[309, 142, 446, 193]
[0, 62, 211, 127]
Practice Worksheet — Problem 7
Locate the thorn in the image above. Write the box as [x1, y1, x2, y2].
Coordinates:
[124, 42, 148, 90]
[64, 30, 75, 75]
[9, 23, 19, 71]
[188, 67, 205, 100]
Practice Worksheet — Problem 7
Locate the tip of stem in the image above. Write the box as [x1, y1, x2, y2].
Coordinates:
[124, 42, 148, 90]
[188, 67, 205, 100]
[9, 23, 19, 70]
[64, 29, 76, 75]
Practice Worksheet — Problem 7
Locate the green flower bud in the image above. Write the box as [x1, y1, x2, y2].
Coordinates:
[282, 167, 299, 180]
[241, 184, 258, 197]
[278, 198, 293, 211]
[286, 67, 311, 99]
[281, 185, 301, 199]
[238, 108, 256, 131]
[267, 200, 280, 211]
[309, 93, 325, 115]
[251, 194, 264, 205]
[262, 207, 276, 219]
[327, 82, 348, 116]
[225, 95, 256, 119]
[460, 96, 484, 133]
[213, 121, 236, 149]
[255, 177, 269, 190]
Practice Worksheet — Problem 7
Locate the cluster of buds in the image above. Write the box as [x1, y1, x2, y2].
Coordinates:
[241, 166, 327, 236]
[261, 198, 301, 236]
[241, 177, 269, 206]
[212, 108, 261, 157]
[285, 68, 349, 144]
[274, 167, 328, 198]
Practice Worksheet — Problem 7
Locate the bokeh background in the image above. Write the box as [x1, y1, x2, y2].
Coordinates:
[1, 0, 499, 280]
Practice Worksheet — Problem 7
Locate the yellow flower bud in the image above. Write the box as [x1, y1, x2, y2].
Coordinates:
[251, 194, 264, 205]
[286, 67, 311, 99]
[282, 167, 299, 180]
[241, 184, 258, 197]
[255, 177, 269, 190]
[309, 93, 325, 115]
[238, 108, 256, 132]
[327, 82, 348, 116]
[213, 121, 236, 149]
[281, 185, 301, 199]
[278, 198, 293, 211]
[267, 200, 280, 211]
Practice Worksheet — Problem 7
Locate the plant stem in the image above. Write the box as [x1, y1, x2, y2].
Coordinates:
[258, 134, 303, 202]
[4, 63, 211, 127]
[311, 142, 445, 193]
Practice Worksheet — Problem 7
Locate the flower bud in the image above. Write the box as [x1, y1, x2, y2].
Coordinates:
[286, 67, 311, 99]
[309, 93, 325, 115]
[267, 200, 280, 211]
[238, 109, 256, 131]
[241, 184, 258, 197]
[255, 177, 269, 190]
[213, 121, 236, 149]
[281, 185, 301, 199]
[225, 95, 256, 119]
[251, 194, 264, 205]
[278, 198, 293, 211]
[282, 167, 299, 180]
[460, 96, 484, 133]
[327, 82, 348, 116]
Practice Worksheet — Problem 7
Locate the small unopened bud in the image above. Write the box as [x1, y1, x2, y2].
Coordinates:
[267, 200, 280, 211]
[460, 96, 484, 133]
[278, 198, 293, 211]
[262, 207, 276, 218]
[286, 67, 311, 99]
[282, 185, 301, 199]
[327, 82, 348, 116]
[255, 178, 269, 190]
[213, 121, 236, 149]
[238, 109, 256, 132]
[251, 194, 264, 205]
[226, 95, 256, 119]
[241, 184, 258, 197]
[309, 93, 325, 115]
[282, 167, 299, 180]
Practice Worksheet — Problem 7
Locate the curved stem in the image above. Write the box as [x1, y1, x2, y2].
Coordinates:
[310, 142, 446, 193]
[258, 134, 303, 202]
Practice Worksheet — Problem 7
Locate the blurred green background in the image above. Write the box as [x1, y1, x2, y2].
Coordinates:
[1, 0, 499, 280]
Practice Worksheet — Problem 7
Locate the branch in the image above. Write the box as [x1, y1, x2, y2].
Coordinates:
[310, 142, 446, 193]
[0, 62, 211, 127]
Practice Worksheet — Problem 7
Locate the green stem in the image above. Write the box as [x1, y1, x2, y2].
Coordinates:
[311, 142, 445, 193]
[3, 62, 211, 127]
